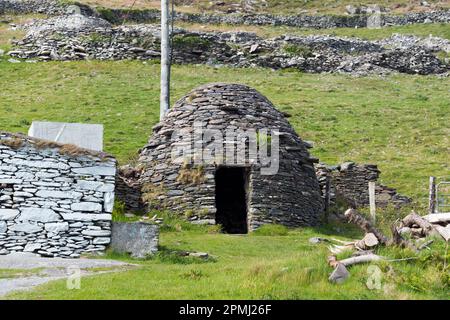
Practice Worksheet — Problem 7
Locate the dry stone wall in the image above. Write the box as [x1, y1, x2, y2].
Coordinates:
[0, 132, 116, 258]
[2, 0, 448, 29]
[316, 162, 411, 208]
[8, 16, 449, 75]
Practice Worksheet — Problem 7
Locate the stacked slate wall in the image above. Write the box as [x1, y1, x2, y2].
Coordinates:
[0, 132, 116, 258]
[315, 162, 411, 208]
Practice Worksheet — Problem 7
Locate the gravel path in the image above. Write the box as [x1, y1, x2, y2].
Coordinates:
[0, 252, 132, 297]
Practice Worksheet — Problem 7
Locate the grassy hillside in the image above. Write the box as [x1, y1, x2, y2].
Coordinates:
[177, 22, 450, 40]
[4, 218, 449, 300]
[73, 0, 450, 15]
[0, 10, 449, 300]
[0, 59, 448, 205]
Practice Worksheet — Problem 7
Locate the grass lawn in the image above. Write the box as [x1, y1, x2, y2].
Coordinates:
[4, 220, 449, 300]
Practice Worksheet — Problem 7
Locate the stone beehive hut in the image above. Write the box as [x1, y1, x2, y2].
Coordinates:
[0, 132, 116, 258]
[137, 83, 323, 233]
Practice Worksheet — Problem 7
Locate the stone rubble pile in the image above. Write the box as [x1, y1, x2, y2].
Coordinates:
[377, 33, 450, 53]
[315, 162, 411, 209]
[7, 15, 449, 75]
[0, 0, 64, 15]
[1, 0, 449, 29]
[0, 132, 116, 258]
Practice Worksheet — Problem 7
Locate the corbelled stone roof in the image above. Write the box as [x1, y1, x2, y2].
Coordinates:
[137, 83, 324, 229]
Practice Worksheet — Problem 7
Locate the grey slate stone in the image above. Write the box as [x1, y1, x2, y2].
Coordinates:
[110, 222, 159, 258]
[0, 209, 20, 221]
[19, 208, 62, 222]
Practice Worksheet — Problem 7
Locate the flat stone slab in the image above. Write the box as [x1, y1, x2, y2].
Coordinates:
[0, 252, 128, 270]
[111, 222, 159, 259]
[28, 121, 103, 151]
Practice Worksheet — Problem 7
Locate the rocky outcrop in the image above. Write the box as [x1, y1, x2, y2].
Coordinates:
[7, 16, 449, 75]
[0, 132, 116, 258]
[96, 8, 450, 29]
[315, 162, 411, 209]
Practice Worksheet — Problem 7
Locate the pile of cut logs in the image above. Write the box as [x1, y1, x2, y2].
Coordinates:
[323, 209, 450, 283]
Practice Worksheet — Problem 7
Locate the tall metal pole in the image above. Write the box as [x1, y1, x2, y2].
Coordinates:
[160, 0, 170, 120]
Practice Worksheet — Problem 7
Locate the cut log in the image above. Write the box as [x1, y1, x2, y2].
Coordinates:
[422, 213, 450, 224]
[401, 211, 435, 234]
[328, 255, 339, 268]
[390, 224, 416, 249]
[343, 209, 389, 245]
[329, 244, 354, 255]
[339, 254, 384, 267]
[352, 250, 374, 257]
[355, 233, 379, 250]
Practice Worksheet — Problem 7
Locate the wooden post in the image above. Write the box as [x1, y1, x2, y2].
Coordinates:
[368, 181, 376, 224]
[160, 0, 170, 120]
[429, 176, 436, 214]
[324, 176, 331, 221]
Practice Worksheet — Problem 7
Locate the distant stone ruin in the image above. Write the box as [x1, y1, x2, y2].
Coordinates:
[0, 132, 116, 257]
[316, 162, 411, 208]
[8, 15, 449, 75]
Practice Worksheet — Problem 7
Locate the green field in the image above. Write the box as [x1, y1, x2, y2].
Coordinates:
[73, 0, 450, 15]
[1, 59, 448, 205]
[177, 22, 450, 40]
[4, 219, 449, 300]
[0, 9, 449, 300]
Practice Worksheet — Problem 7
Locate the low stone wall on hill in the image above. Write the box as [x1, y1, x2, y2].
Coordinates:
[1, 0, 448, 29]
[7, 15, 449, 76]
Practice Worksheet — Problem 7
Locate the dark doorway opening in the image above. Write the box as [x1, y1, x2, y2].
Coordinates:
[215, 167, 248, 234]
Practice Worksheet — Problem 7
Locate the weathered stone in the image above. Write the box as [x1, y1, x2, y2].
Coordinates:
[9, 223, 43, 234]
[93, 237, 110, 245]
[76, 180, 114, 192]
[0, 221, 7, 233]
[35, 190, 83, 200]
[71, 202, 102, 212]
[0, 179, 22, 184]
[0, 209, 20, 221]
[60, 213, 112, 221]
[19, 208, 62, 222]
[104, 192, 114, 213]
[81, 229, 111, 237]
[23, 243, 42, 252]
[45, 222, 69, 233]
[110, 222, 159, 258]
[28, 121, 104, 151]
[72, 166, 116, 176]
